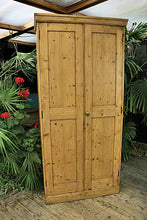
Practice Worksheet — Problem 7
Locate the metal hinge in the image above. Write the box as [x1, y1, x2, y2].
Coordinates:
[39, 30, 40, 40]
[121, 106, 123, 114]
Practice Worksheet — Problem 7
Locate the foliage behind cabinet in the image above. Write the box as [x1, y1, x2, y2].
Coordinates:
[35, 14, 128, 204]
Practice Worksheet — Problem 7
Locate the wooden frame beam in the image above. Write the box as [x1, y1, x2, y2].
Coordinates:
[0, 23, 23, 31]
[0, 30, 17, 40]
[23, 21, 35, 33]
[1, 27, 35, 41]
[13, 0, 107, 14]
[66, 0, 108, 13]
[0, 23, 35, 34]
[13, 0, 66, 13]
[0, 20, 36, 40]
[0, 0, 107, 43]
[8, 39, 36, 46]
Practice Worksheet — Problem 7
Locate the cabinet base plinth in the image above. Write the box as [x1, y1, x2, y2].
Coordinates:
[45, 186, 120, 204]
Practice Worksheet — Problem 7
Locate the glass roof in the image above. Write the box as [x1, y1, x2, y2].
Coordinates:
[0, 0, 51, 26]
[0, 0, 146, 44]
[46, 0, 81, 7]
[0, 0, 51, 44]
[0, 29, 9, 35]
[81, 0, 147, 30]
[12, 33, 36, 44]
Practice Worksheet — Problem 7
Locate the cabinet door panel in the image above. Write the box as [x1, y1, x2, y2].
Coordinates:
[48, 31, 76, 108]
[37, 23, 84, 196]
[85, 25, 124, 190]
[92, 33, 116, 106]
[92, 117, 114, 180]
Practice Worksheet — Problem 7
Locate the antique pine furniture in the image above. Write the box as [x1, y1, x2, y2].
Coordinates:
[35, 14, 128, 204]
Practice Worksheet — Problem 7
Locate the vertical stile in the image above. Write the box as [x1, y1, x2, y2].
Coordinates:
[75, 24, 84, 192]
[113, 29, 124, 186]
[37, 23, 54, 195]
[84, 24, 92, 191]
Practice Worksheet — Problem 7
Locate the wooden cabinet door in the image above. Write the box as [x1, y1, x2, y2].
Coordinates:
[37, 23, 84, 196]
[84, 24, 124, 191]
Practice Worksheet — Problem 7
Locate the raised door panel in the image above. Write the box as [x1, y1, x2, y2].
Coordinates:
[92, 32, 116, 106]
[85, 25, 124, 190]
[48, 31, 76, 108]
[37, 23, 84, 196]
[92, 117, 114, 187]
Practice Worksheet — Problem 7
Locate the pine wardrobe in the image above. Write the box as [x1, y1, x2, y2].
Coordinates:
[35, 14, 128, 204]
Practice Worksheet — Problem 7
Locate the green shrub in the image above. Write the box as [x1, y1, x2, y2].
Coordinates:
[0, 76, 42, 194]
[123, 22, 147, 160]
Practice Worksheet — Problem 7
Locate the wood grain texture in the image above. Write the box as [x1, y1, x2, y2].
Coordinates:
[84, 24, 124, 192]
[37, 23, 54, 195]
[14, 0, 66, 13]
[75, 24, 84, 192]
[35, 14, 128, 27]
[91, 117, 114, 179]
[1, 157, 146, 219]
[37, 22, 84, 197]
[84, 24, 92, 191]
[51, 119, 77, 185]
[113, 29, 124, 186]
[92, 32, 116, 106]
[48, 30, 76, 108]
[8, 39, 36, 46]
[45, 186, 119, 204]
[36, 15, 126, 203]
[0, 23, 23, 31]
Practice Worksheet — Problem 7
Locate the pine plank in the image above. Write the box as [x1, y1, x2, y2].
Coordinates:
[38, 21, 84, 198]
[37, 23, 54, 195]
[35, 14, 128, 27]
[36, 14, 126, 203]
[84, 24, 92, 191]
[0, 156, 146, 219]
[113, 29, 124, 186]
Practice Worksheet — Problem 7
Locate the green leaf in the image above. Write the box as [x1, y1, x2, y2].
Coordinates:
[14, 111, 25, 120]
[27, 147, 34, 152]
[24, 113, 30, 118]
[14, 119, 20, 125]
[18, 151, 42, 192]
[0, 121, 6, 129]
[16, 103, 25, 109]
[122, 122, 136, 161]
[0, 78, 22, 112]
[11, 125, 25, 135]
[128, 79, 147, 113]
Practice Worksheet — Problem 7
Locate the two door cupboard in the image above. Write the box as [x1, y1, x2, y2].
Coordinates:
[35, 14, 128, 204]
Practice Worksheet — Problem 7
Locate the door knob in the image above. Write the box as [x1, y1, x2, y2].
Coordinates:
[86, 111, 90, 116]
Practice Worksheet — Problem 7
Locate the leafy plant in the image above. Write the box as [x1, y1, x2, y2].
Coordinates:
[0, 78, 22, 113]
[18, 127, 42, 192]
[122, 122, 136, 161]
[0, 74, 42, 193]
[0, 128, 19, 175]
[123, 22, 147, 160]
[127, 79, 147, 113]
[0, 175, 24, 196]
[125, 22, 147, 47]
[0, 49, 37, 81]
